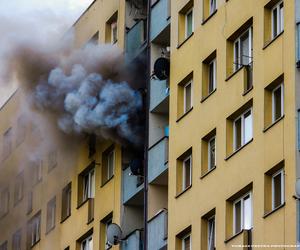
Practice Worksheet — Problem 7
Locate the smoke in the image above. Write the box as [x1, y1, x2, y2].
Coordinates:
[0, 2, 145, 147]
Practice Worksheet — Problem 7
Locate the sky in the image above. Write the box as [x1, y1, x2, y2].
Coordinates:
[0, 0, 94, 107]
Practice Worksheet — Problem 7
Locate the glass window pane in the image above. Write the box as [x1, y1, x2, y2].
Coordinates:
[243, 195, 252, 230]
[273, 173, 282, 208]
[185, 83, 192, 112]
[234, 41, 240, 71]
[234, 118, 242, 150]
[273, 7, 278, 37]
[241, 31, 250, 65]
[186, 10, 193, 37]
[234, 200, 242, 234]
[208, 217, 215, 250]
[209, 138, 216, 170]
[184, 158, 191, 189]
[273, 86, 282, 121]
[244, 111, 253, 144]
[210, 0, 216, 14]
[208, 61, 215, 93]
[183, 235, 191, 250]
[279, 3, 284, 32]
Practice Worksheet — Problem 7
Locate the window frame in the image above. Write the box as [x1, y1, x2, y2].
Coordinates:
[207, 215, 216, 250]
[106, 150, 115, 181]
[183, 80, 193, 113]
[209, 0, 217, 15]
[233, 192, 252, 235]
[233, 27, 253, 72]
[208, 136, 216, 171]
[271, 169, 285, 210]
[46, 197, 56, 233]
[83, 168, 95, 201]
[271, 1, 284, 39]
[208, 59, 217, 94]
[272, 83, 284, 123]
[81, 235, 93, 250]
[233, 108, 253, 151]
[182, 155, 192, 191]
[182, 233, 192, 250]
[185, 8, 194, 38]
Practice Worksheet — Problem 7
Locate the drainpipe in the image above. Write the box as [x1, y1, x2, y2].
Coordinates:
[143, 0, 151, 249]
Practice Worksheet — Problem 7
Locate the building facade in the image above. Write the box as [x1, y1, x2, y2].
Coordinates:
[1, 0, 300, 250]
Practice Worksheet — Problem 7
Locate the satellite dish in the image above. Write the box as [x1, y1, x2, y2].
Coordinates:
[154, 57, 170, 80]
[296, 179, 300, 197]
[107, 223, 123, 246]
[130, 158, 143, 176]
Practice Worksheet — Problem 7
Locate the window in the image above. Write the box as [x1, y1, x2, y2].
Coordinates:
[272, 1, 284, 38]
[101, 213, 113, 249]
[27, 211, 41, 247]
[12, 229, 22, 250]
[106, 12, 118, 44]
[209, 0, 217, 15]
[31, 160, 42, 186]
[79, 166, 95, 205]
[207, 216, 215, 250]
[0, 188, 9, 217]
[233, 193, 252, 234]
[102, 147, 115, 185]
[61, 183, 71, 221]
[208, 137, 216, 171]
[233, 28, 252, 72]
[83, 169, 95, 201]
[16, 115, 26, 146]
[0, 241, 7, 250]
[14, 172, 24, 205]
[48, 150, 57, 171]
[272, 84, 284, 122]
[81, 235, 93, 250]
[46, 197, 56, 233]
[272, 169, 284, 209]
[208, 60, 216, 94]
[233, 109, 253, 151]
[183, 156, 192, 191]
[184, 81, 192, 113]
[27, 191, 33, 214]
[105, 219, 113, 249]
[182, 234, 191, 250]
[2, 128, 12, 160]
[185, 8, 194, 38]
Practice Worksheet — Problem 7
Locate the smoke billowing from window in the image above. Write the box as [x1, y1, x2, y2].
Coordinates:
[0, 5, 145, 147]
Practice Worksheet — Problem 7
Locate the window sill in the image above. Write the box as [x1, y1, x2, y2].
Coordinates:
[263, 31, 284, 50]
[175, 185, 192, 199]
[176, 107, 193, 123]
[201, 10, 218, 25]
[30, 239, 41, 249]
[87, 218, 94, 225]
[46, 225, 55, 235]
[242, 86, 253, 96]
[201, 89, 216, 103]
[177, 32, 194, 49]
[200, 166, 216, 179]
[225, 138, 253, 161]
[60, 214, 71, 224]
[224, 229, 250, 243]
[101, 175, 114, 188]
[77, 198, 89, 209]
[225, 65, 245, 82]
[263, 202, 285, 219]
[263, 115, 284, 133]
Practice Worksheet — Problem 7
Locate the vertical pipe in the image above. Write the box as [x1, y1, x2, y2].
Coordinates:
[144, 0, 152, 249]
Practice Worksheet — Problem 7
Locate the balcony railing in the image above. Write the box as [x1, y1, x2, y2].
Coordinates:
[150, 78, 169, 113]
[125, 20, 147, 63]
[121, 229, 144, 250]
[150, 0, 171, 41]
[147, 209, 168, 250]
[148, 137, 168, 184]
[122, 167, 144, 205]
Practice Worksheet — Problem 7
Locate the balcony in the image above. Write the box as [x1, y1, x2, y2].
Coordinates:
[148, 137, 168, 184]
[150, 78, 169, 113]
[147, 210, 168, 250]
[150, 0, 171, 43]
[125, 20, 147, 63]
[122, 167, 144, 205]
[122, 229, 144, 250]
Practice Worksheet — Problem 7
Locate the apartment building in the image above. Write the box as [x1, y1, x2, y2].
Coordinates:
[1, 0, 300, 250]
